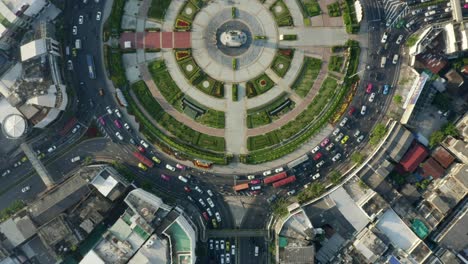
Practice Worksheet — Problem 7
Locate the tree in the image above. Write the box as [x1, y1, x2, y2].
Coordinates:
[432, 93, 450, 111]
[297, 183, 325, 203]
[83, 156, 93, 165]
[330, 170, 342, 185]
[406, 35, 419, 47]
[351, 152, 364, 164]
[271, 198, 289, 217]
[442, 122, 459, 137]
[429, 131, 445, 148]
[370, 123, 388, 145]
[393, 95, 403, 105]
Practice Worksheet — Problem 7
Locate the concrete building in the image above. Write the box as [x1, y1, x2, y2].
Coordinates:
[352, 227, 389, 263]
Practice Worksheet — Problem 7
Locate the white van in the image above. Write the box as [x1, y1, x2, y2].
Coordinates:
[178, 175, 188, 183]
[380, 57, 386, 68]
[71, 156, 80, 162]
[392, 54, 399, 64]
[65, 46, 70, 56]
[254, 246, 259, 257]
[75, 39, 81, 49]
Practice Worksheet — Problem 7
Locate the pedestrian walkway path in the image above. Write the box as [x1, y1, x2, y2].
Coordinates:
[162, 0, 185, 30]
[120, 31, 191, 49]
[224, 83, 248, 154]
[284, 0, 305, 27]
[279, 27, 348, 47]
[263, 0, 277, 9]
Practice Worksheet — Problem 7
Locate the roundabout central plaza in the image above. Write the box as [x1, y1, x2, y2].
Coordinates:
[119, 0, 353, 168]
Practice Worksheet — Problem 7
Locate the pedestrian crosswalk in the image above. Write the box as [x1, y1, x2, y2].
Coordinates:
[383, 0, 410, 26]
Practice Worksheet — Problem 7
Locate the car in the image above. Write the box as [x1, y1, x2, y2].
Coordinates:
[366, 83, 373, 93]
[165, 164, 175, 171]
[38, 153, 45, 160]
[247, 175, 256, 180]
[21, 186, 30, 193]
[129, 138, 136, 145]
[183, 186, 191, 193]
[361, 105, 367, 115]
[209, 240, 214, 250]
[99, 88, 104, 96]
[445, 7, 452, 12]
[341, 135, 349, 144]
[339, 117, 348, 127]
[212, 219, 218, 228]
[194, 186, 203, 194]
[115, 132, 123, 140]
[311, 145, 320, 154]
[325, 143, 334, 151]
[250, 185, 261, 191]
[220, 254, 225, 264]
[424, 17, 433, 22]
[78, 15, 83, 24]
[206, 190, 214, 197]
[215, 240, 220, 250]
[72, 47, 77, 57]
[198, 198, 207, 207]
[207, 198, 215, 208]
[1, 170, 11, 177]
[106, 106, 112, 114]
[335, 133, 344, 142]
[427, 5, 438, 10]
[357, 135, 364, 143]
[202, 212, 209, 221]
[320, 138, 330, 147]
[161, 174, 170, 181]
[255, 246, 259, 256]
[114, 109, 122, 118]
[71, 156, 81, 163]
[124, 123, 131, 131]
[67, 60, 73, 70]
[114, 119, 122, 129]
[250, 179, 261, 184]
[231, 245, 236, 255]
[287, 189, 296, 195]
[137, 163, 147, 171]
[263, 170, 272, 176]
[396, 35, 404, 44]
[311, 173, 321, 180]
[369, 92, 376, 102]
[226, 253, 231, 263]
[392, 54, 399, 64]
[215, 212, 222, 222]
[96, 11, 101, 20]
[354, 130, 361, 137]
[72, 124, 81, 134]
[425, 10, 436, 16]
[98, 116, 106, 125]
[274, 167, 284, 173]
[316, 160, 325, 169]
[47, 146, 57, 153]
[206, 208, 213, 217]
[187, 196, 193, 202]
[250, 190, 261, 195]
[178, 175, 188, 183]
[13, 161, 21, 168]
[332, 153, 342, 162]
[381, 32, 388, 43]
[313, 152, 322, 161]
[149, 156, 160, 164]
[220, 240, 225, 250]
[72, 26, 77, 35]
[332, 128, 340, 136]
[411, 9, 422, 15]
[176, 163, 185, 170]
[140, 140, 149, 148]
[348, 106, 356, 115]
[383, 84, 390, 95]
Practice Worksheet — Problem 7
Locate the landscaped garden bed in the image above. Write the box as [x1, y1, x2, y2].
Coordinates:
[246, 74, 275, 98]
[327, 2, 342, 17]
[174, 0, 203, 30]
[103, 0, 126, 40]
[148, 60, 184, 105]
[148, 0, 173, 20]
[298, 0, 321, 17]
[328, 55, 345, 73]
[270, 0, 294, 27]
[342, 0, 360, 33]
[291, 57, 322, 97]
[271, 49, 294, 78]
[247, 94, 295, 128]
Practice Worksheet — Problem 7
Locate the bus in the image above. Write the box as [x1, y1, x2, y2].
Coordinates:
[86, 55, 96, 79]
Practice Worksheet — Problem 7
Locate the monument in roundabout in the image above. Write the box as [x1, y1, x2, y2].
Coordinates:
[219, 30, 247, 47]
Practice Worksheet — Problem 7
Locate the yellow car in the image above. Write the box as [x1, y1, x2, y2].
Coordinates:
[341, 135, 349, 144]
[21, 156, 28, 162]
[151, 156, 161, 164]
[138, 163, 148, 171]
[72, 48, 77, 57]
[211, 219, 218, 228]
[38, 153, 45, 160]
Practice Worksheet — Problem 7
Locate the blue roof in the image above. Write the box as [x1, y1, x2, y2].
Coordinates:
[389, 255, 401, 264]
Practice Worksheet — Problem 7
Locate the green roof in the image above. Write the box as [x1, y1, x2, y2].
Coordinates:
[279, 236, 288, 248]
[166, 222, 191, 252]
[411, 219, 429, 239]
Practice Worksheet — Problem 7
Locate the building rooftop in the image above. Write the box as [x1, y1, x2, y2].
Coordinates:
[20, 39, 47, 62]
[0, 212, 36, 248]
[432, 203, 468, 252]
[399, 141, 429, 173]
[128, 235, 170, 264]
[419, 157, 445, 179]
[415, 52, 447, 74]
[279, 245, 315, 264]
[432, 147, 455, 169]
[36, 214, 80, 257]
[353, 228, 389, 263]
[376, 209, 420, 252]
[383, 123, 415, 162]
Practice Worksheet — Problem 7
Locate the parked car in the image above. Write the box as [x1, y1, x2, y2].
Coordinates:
[21, 186, 30, 193]
[311, 145, 320, 154]
[115, 132, 123, 140]
[361, 105, 367, 115]
[263, 170, 272, 176]
[316, 160, 325, 169]
[320, 138, 330, 147]
[332, 153, 342, 162]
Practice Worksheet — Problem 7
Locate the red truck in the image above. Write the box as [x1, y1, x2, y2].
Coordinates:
[272, 176, 296, 188]
[233, 183, 249, 192]
[263, 172, 287, 185]
[133, 151, 154, 168]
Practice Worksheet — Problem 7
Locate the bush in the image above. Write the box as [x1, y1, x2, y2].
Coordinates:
[271, 0, 294, 26]
[327, 2, 341, 17]
[292, 57, 322, 97]
[299, 0, 322, 17]
[0, 200, 25, 222]
[148, 0, 172, 20]
[297, 183, 325, 203]
[232, 84, 238, 101]
[103, 0, 126, 37]
[406, 35, 419, 47]
[330, 170, 342, 184]
[429, 131, 445, 148]
[351, 152, 364, 164]
[341, 0, 360, 34]
[281, 34, 297, 41]
[106, 48, 127, 88]
[369, 123, 388, 145]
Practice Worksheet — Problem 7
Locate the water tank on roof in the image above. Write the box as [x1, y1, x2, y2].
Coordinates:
[2, 114, 27, 138]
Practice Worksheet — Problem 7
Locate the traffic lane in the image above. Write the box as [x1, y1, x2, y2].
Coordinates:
[0, 172, 47, 210]
[239, 237, 266, 264]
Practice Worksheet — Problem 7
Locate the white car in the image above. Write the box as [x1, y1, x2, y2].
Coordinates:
[207, 198, 215, 208]
[325, 143, 334, 151]
[71, 156, 81, 163]
[215, 240, 219, 250]
[194, 186, 203, 194]
[311, 173, 320, 180]
[21, 186, 30, 193]
[274, 167, 284, 173]
[166, 164, 175, 171]
[316, 160, 325, 168]
[381, 32, 388, 43]
[13, 161, 21, 167]
[140, 140, 149, 148]
[115, 132, 123, 140]
[72, 26, 77, 35]
[332, 128, 340, 136]
[226, 254, 231, 263]
[287, 190, 296, 195]
[335, 133, 344, 142]
[206, 208, 213, 216]
[392, 54, 399, 64]
[332, 153, 342, 162]
[220, 240, 225, 250]
[263, 170, 272, 176]
[1, 170, 11, 177]
[361, 105, 367, 115]
[67, 60, 73, 70]
[215, 212, 222, 222]
[354, 130, 361, 137]
[78, 15, 84, 24]
[339, 117, 348, 127]
[231, 245, 236, 255]
[369, 92, 375, 102]
[311, 145, 320, 154]
[251, 185, 261, 190]
[96, 11, 101, 21]
[198, 198, 207, 207]
[209, 240, 213, 250]
[72, 124, 81, 134]
[47, 145, 57, 153]
[357, 135, 364, 143]
[207, 189, 214, 197]
[124, 123, 131, 130]
[106, 106, 112, 114]
[114, 109, 122, 118]
[396, 35, 403, 44]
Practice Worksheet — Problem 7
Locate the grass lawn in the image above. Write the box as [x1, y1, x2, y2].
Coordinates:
[178, 1, 200, 21]
[251, 74, 275, 96]
[196, 109, 225, 129]
[327, 2, 341, 17]
[148, 0, 172, 20]
[247, 95, 295, 128]
[271, 50, 294, 78]
[104, 46, 127, 88]
[148, 60, 184, 105]
[292, 57, 322, 97]
[247, 111, 271, 128]
[270, 0, 294, 27]
[328, 55, 344, 73]
[299, 0, 321, 17]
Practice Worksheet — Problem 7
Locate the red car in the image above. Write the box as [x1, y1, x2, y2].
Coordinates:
[250, 179, 261, 185]
[98, 116, 105, 125]
[137, 145, 145, 153]
[348, 106, 356, 116]
[202, 212, 209, 221]
[320, 138, 330, 147]
[184, 186, 191, 192]
[114, 119, 122, 129]
[313, 152, 322, 161]
[161, 174, 170, 181]
[366, 83, 373, 94]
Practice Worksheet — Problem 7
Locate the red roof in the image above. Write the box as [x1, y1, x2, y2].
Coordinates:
[431, 147, 455, 169]
[419, 157, 445, 179]
[399, 142, 429, 173]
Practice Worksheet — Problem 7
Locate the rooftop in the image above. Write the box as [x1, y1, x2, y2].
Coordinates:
[399, 141, 429, 173]
[431, 147, 455, 169]
[433, 202, 468, 252]
[353, 228, 388, 263]
[375, 209, 419, 252]
[419, 157, 445, 179]
[279, 245, 315, 264]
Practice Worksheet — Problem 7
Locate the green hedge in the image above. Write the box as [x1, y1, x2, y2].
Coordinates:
[270, 0, 294, 27]
[148, 60, 184, 105]
[342, 0, 360, 34]
[299, 0, 321, 17]
[328, 55, 344, 73]
[232, 84, 238, 101]
[148, 0, 172, 20]
[103, 0, 126, 38]
[327, 2, 341, 17]
[106, 48, 127, 88]
[247, 94, 295, 128]
[271, 50, 294, 78]
[292, 57, 322, 97]
[246, 74, 275, 98]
